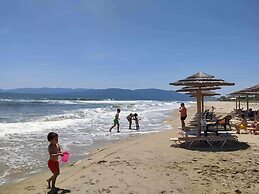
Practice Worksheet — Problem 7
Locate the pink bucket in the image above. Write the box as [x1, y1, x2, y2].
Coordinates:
[61, 151, 70, 163]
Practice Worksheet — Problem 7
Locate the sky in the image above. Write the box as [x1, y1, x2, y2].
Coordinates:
[0, 0, 258, 94]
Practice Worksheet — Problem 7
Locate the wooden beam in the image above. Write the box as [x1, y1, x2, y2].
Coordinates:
[246, 94, 249, 111]
[238, 96, 240, 110]
[197, 87, 202, 136]
[202, 96, 204, 114]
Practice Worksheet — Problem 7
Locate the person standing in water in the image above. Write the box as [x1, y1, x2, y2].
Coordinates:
[109, 108, 121, 133]
[179, 103, 187, 129]
[133, 113, 141, 130]
[126, 113, 133, 129]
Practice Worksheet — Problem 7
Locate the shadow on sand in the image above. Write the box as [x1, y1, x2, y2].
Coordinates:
[47, 187, 71, 194]
[172, 140, 250, 152]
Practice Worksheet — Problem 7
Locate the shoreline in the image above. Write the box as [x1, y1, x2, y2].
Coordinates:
[1, 101, 259, 193]
[0, 104, 182, 190]
[0, 100, 178, 187]
[0, 105, 184, 193]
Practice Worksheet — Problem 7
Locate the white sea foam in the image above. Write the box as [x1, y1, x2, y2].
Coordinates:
[0, 100, 193, 185]
[0, 100, 185, 136]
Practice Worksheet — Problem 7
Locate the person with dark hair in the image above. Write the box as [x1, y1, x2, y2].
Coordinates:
[47, 132, 63, 189]
[133, 113, 141, 130]
[179, 103, 187, 129]
[248, 108, 254, 120]
[126, 113, 133, 129]
[255, 110, 259, 122]
[109, 108, 121, 133]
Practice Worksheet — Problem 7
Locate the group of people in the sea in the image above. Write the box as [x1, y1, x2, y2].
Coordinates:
[109, 108, 141, 133]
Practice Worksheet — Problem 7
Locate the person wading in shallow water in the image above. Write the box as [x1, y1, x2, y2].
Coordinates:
[109, 108, 121, 133]
[126, 113, 133, 129]
[133, 113, 141, 130]
[179, 103, 187, 129]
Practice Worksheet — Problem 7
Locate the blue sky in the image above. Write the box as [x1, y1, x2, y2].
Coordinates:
[0, 0, 258, 94]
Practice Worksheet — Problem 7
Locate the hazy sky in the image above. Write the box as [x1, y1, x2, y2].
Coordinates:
[0, 0, 258, 94]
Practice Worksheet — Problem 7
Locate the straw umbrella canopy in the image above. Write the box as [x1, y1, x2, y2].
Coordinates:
[187, 91, 220, 97]
[176, 86, 221, 113]
[176, 86, 221, 92]
[187, 91, 220, 113]
[229, 84, 259, 110]
[231, 84, 259, 95]
[170, 72, 235, 136]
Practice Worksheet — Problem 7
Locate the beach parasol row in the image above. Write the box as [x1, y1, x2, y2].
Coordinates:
[186, 90, 220, 113]
[170, 72, 235, 135]
[229, 84, 259, 110]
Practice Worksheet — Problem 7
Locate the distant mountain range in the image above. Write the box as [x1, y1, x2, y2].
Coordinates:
[0, 88, 192, 101]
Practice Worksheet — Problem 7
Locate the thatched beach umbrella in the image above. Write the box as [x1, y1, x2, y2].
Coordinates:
[177, 86, 221, 113]
[176, 86, 221, 92]
[187, 91, 220, 113]
[230, 84, 259, 111]
[170, 72, 235, 136]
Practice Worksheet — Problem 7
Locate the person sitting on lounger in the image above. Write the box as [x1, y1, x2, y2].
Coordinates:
[247, 108, 254, 121]
[235, 114, 247, 134]
[247, 122, 259, 134]
[254, 110, 259, 122]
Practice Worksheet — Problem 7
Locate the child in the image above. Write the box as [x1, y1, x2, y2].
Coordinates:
[109, 108, 121, 133]
[133, 113, 141, 130]
[47, 132, 63, 189]
[235, 114, 248, 134]
[126, 113, 133, 129]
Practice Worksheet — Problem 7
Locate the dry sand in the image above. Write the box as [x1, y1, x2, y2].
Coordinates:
[0, 101, 259, 194]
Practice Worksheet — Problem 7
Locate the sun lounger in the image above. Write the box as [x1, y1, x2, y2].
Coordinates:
[178, 130, 199, 137]
[246, 122, 259, 134]
[247, 127, 259, 134]
[170, 135, 238, 148]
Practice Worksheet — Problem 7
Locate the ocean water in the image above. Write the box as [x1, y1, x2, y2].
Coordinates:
[0, 97, 190, 185]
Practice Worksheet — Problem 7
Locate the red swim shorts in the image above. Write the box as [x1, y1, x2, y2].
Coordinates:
[48, 160, 60, 175]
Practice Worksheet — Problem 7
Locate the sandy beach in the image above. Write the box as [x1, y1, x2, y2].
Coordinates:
[1, 101, 259, 194]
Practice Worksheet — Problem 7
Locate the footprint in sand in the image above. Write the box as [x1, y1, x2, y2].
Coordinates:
[100, 188, 111, 193]
[84, 179, 100, 185]
[97, 160, 107, 164]
[235, 189, 242, 194]
[25, 186, 34, 191]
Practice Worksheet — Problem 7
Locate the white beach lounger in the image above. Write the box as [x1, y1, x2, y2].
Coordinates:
[170, 135, 238, 148]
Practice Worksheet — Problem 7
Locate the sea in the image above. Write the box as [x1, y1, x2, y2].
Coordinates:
[0, 96, 191, 185]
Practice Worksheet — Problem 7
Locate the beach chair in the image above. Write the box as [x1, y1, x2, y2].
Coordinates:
[170, 135, 238, 148]
[207, 135, 238, 147]
[247, 123, 259, 134]
[217, 115, 232, 130]
[170, 137, 198, 148]
[178, 128, 199, 137]
[169, 137, 183, 146]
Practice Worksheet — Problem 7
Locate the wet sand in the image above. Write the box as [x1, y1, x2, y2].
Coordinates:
[0, 101, 259, 194]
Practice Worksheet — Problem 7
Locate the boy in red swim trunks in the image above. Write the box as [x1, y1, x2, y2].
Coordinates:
[47, 132, 63, 189]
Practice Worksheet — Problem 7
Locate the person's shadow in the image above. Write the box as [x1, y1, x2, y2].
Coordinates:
[47, 187, 71, 194]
